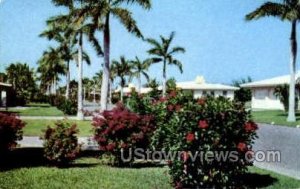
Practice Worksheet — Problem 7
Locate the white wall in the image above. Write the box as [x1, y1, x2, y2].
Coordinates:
[190, 90, 235, 100]
[251, 87, 284, 110]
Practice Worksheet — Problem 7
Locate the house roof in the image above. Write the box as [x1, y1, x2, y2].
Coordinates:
[176, 81, 239, 91]
[0, 82, 12, 87]
[241, 72, 300, 88]
[115, 86, 153, 94]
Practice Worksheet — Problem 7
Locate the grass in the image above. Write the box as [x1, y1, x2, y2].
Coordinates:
[252, 110, 300, 127]
[6, 104, 64, 116]
[23, 120, 93, 136]
[0, 148, 299, 189]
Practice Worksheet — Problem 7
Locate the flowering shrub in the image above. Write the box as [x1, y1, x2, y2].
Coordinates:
[42, 121, 81, 165]
[128, 90, 258, 188]
[0, 113, 25, 152]
[92, 104, 155, 166]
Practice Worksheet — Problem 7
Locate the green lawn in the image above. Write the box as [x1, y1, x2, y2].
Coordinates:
[252, 110, 300, 127]
[0, 149, 299, 189]
[23, 119, 93, 136]
[7, 104, 64, 116]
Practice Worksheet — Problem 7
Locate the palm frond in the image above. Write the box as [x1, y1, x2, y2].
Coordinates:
[246, 2, 286, 20]
[111, 7, 143, 38]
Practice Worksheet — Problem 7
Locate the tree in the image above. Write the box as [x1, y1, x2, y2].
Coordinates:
[51, 0, 102, 120]
[111, 56, 132, 102]
[129, 56, 151, 93]
[274, 84, 290, 111]
[37, 47, 66, 95]
[146, 32, 185, 97]
[232, 77, 252, 103]
[246, 0, 300, 122]
[81, 0, 151, 110]
[6, 63, 36, 104]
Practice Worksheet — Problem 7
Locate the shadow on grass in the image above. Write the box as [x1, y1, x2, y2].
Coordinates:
[238, 172, 278, 188]
[0, 148, 100, 171]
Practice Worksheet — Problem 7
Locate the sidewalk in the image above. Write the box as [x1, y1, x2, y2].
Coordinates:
[19, 116, 93, 120]
[19, 136, 98, 150]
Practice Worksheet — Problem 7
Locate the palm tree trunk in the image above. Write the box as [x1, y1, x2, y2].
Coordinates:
[109, 79, 113, 103]
[162, 60, 167, 97]
[138, 74, 142, 94]
[100, 14, 110, 111]
[77, 32, 84, 120]
[65, 61, 70, 99]
[93, 87, 96, 103]
[287, 20, 297, 122]
[120, 84, 124, 102]
[54, 76, 57, 95]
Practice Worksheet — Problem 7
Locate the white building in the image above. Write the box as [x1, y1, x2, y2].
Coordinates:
[175, 76, 239, 100]
[115, 76, 239, 100]
[241, 73, 300, 110]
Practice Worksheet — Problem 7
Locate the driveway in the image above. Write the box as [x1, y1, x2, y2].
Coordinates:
[253, 123, 300, 179]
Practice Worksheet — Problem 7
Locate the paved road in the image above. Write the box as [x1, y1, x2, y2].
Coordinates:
[253, 123, 300, 180]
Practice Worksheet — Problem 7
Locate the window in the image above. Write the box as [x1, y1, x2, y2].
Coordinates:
[210, 91, 215, 97]
[202, 91, 207, 96]
[223, 91, 228, 97]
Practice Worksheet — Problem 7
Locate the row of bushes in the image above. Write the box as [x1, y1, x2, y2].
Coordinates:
[1, 90, 258, 188]
[93, 90, 258, 188]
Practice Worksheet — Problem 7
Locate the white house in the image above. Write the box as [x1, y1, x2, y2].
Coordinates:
[241, 73, 300, 110]
[175, 76, 239, 100]
[115, 76, 239, 100]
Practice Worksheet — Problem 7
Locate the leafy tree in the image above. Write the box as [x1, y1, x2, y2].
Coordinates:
[146, 32, 185, 97]
[246, 0, 300, 122]
[6, 63, 37, 103]
[232, 77, 252, 103]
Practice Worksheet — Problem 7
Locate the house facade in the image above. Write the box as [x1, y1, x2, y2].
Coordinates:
[241, 73, 300, 110]
[116, 76, 239, 100]
[0, 82, 12, 107]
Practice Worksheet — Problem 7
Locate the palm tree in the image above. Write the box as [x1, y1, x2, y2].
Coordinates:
[246, 0, 300, 122]
[146, 32, 185, 97]
[40, 22, 75, 99]
[130, 56, 151, 93]
[80, 0, 152, 110]
[37, 47, 66, 95]
[111, 56, 132, 102]
[51, 0, 102, 120]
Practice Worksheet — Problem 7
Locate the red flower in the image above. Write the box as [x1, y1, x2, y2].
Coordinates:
[167, 105, 174, 111]
[197, 98, 206, 105]
[175, 105, 182, 112]
[237, 142, 247, 152]
[169, 91, 177, 98]
[159, 97, 168, 102]
[186, 133, 195, 142]
[106, 142, 116, 151]
[198, 120, 209, 129]
[244, 121, 258, 132]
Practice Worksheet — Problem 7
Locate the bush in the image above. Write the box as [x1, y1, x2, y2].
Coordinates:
[128, 90, 258, 188]
[0, 113, 25, 152]
[48, 95, 77, 115]
[92, 104, 155, 166]
[42, 121, 81, 165]
[57, 99, 77, 115]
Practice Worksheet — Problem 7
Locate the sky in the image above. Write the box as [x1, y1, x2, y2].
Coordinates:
[0, 0, 297, 86]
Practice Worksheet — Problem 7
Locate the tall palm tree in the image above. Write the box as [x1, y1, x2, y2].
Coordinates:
[246, 0, 300, 122]
[111, 56, 132, 102]
[40, 23, 75, 99]
[130, 56, 151, 93]
[37, 47, 66, 95]
[81, 0, 151, 110]
[146, 32, 185, 97]
[51, 0, 102, 120]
